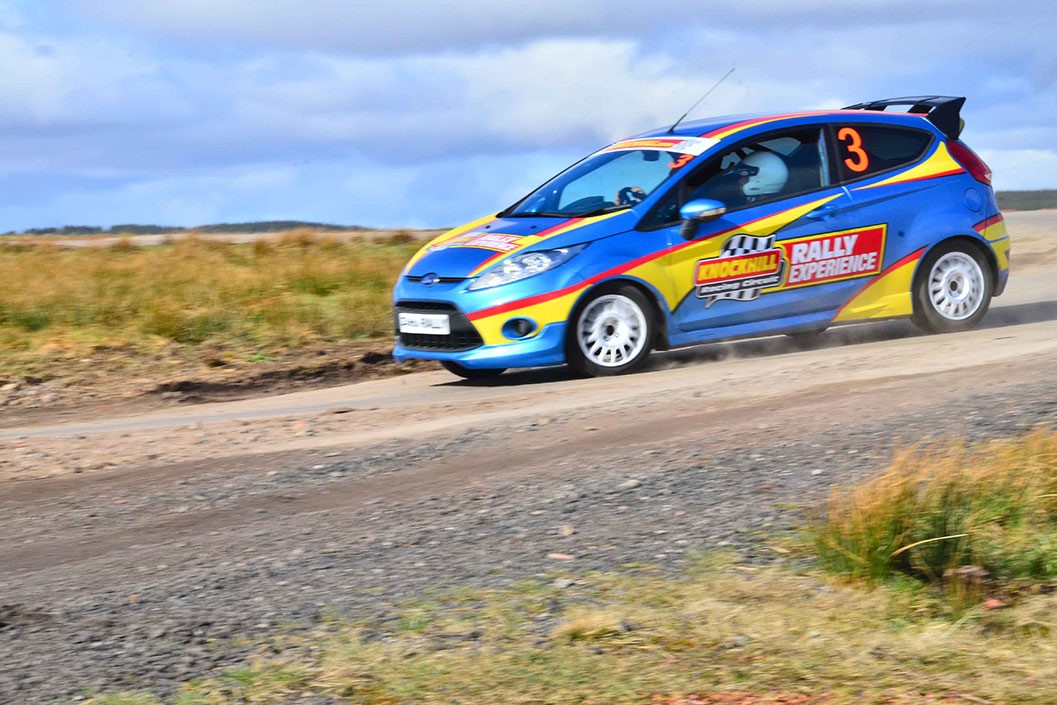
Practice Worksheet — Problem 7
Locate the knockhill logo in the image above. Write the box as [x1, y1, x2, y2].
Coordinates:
[694, 234, 785, 306]
[693, 224, 887, 306]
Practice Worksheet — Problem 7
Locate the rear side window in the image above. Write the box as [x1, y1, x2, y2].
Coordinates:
[831, 125, 933, 182]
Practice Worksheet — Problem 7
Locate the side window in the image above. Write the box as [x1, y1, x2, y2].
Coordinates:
[832, 125, 933, 182]
[640, 128, 826, 230]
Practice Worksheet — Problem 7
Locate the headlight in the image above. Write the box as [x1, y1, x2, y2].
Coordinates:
[468, 244, 587, 291]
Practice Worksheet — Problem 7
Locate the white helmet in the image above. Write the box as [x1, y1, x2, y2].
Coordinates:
[734, 151, 788, 197]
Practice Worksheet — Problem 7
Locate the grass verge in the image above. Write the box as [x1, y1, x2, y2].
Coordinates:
[0, 230, 420, 378]
[812, 429, 1057, 599]
[80, 433, 1057, 705]
[83, 554, 1057, 705]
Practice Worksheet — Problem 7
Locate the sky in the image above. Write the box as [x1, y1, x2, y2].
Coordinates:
[1, 1, 1055, 231]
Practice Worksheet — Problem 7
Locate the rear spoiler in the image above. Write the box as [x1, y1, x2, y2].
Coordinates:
[842, 96, 966, 140]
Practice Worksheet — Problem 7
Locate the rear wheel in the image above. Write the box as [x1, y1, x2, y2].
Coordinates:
[911, 241, 992, 333]
[567, 285, 655, 377]
[441, 361, 505, 380]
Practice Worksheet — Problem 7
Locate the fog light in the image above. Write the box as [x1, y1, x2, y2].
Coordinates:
[502, 318, 537, 339]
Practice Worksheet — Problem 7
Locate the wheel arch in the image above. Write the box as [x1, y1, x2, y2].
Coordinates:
[568, 276, 671, 351]
[912, 234, 998, 315]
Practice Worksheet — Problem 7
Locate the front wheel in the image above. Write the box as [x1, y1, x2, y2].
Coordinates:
[911, 241, 993, 334]
[441, 361, 506, 380]
[567, 285, 655, 377]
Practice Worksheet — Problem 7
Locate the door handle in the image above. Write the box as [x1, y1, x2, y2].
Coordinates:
[806, 203, 839, 219]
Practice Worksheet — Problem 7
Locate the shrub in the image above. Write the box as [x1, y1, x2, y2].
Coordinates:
[813, 430, 1057, 587]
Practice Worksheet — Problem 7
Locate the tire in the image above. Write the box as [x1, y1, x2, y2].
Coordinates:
[441, 361, 506, 380]
[911, 241, 993, 334]
[786, 327, 827, 349]
[567, 285, 655, 377]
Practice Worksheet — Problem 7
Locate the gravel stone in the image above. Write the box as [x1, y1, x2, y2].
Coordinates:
[1, 369, 1055, 704]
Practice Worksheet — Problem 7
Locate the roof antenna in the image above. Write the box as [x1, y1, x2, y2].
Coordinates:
[667, 67, 736, 134]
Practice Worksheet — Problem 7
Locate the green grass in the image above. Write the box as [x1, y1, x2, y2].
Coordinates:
[812, 430, 1057, 596]
[0, 230, 421, 375]
[81, 694, 162, 705]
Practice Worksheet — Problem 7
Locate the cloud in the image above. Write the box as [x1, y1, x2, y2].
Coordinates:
[2, 1, 1055, 230]
[981, 148, 1057, 192]
[64, 0, 1043, 57]
[0, 152, 579, 231]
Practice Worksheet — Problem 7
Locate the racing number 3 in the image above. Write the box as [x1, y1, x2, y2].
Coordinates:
[838, 127, 869, 173]
[668, 154, 693, 170]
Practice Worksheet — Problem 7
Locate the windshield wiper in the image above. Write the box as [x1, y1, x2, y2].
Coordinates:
[572, 204, 630, 218]
[502, 211, 569, 218]
[502, 204, 630, 219]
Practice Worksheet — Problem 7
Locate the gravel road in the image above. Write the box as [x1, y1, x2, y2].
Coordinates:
[1, 214, 1055, 704]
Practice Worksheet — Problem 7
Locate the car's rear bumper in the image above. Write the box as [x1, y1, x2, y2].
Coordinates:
[995, 267, 1010, 297]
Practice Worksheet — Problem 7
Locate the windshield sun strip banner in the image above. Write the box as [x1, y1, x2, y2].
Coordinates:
[603, 136, 719, 156]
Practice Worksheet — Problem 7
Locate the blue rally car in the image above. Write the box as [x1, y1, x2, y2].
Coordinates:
[393, 96, 1010, 378]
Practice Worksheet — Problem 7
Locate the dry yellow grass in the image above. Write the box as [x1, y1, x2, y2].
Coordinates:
[81, 433, 1057, 704]
[0, 230, 419, 374]
[87, 557, 1057, 705]
[813, 429, 1057, 590]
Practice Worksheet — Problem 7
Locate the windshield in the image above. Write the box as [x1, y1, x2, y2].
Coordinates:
[504, 136, 719, 218]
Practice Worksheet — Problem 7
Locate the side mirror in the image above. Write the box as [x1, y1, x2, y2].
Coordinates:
[679, 198, 727, 240]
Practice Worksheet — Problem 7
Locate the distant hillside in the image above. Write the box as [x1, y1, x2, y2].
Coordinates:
[7, 221, 371, 237]
[996, 190, 1057, 211]
[192, 221, 372, 234]
[5, 193, 1055, 237]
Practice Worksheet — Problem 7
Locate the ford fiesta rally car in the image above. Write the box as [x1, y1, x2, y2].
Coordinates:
[393, 96, 1009, 379]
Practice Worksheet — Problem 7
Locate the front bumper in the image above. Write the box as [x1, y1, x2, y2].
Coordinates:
[393, 320, 568, 369]
[393, 268, 579, 370]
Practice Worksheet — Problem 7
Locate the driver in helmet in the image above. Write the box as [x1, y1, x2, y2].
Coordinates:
[689, 150, 789, 208]
[730, 151, 788, 203]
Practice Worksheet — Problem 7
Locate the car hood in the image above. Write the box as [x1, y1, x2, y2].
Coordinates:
[403, 210, 635, 279]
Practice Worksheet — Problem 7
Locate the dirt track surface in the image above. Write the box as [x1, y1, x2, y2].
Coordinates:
[1, 212, 1055, 703]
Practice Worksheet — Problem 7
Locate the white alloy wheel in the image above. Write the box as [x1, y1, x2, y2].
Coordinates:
[912, 242, 993, 334]
[927, 251, 986, 321]
[576, 293, 649, 369]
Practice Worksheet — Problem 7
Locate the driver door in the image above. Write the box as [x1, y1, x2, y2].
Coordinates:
[647, 128, 866, 338]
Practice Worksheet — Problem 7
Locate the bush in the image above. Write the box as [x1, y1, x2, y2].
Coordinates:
[813, 430, 1057, 585]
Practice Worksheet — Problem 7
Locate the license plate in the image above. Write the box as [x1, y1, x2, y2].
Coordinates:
[398, 312, 451, 335]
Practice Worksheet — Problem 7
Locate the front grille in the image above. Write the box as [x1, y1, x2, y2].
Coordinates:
[395, 300, 484, 352]
[405, 275, 465, 284]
